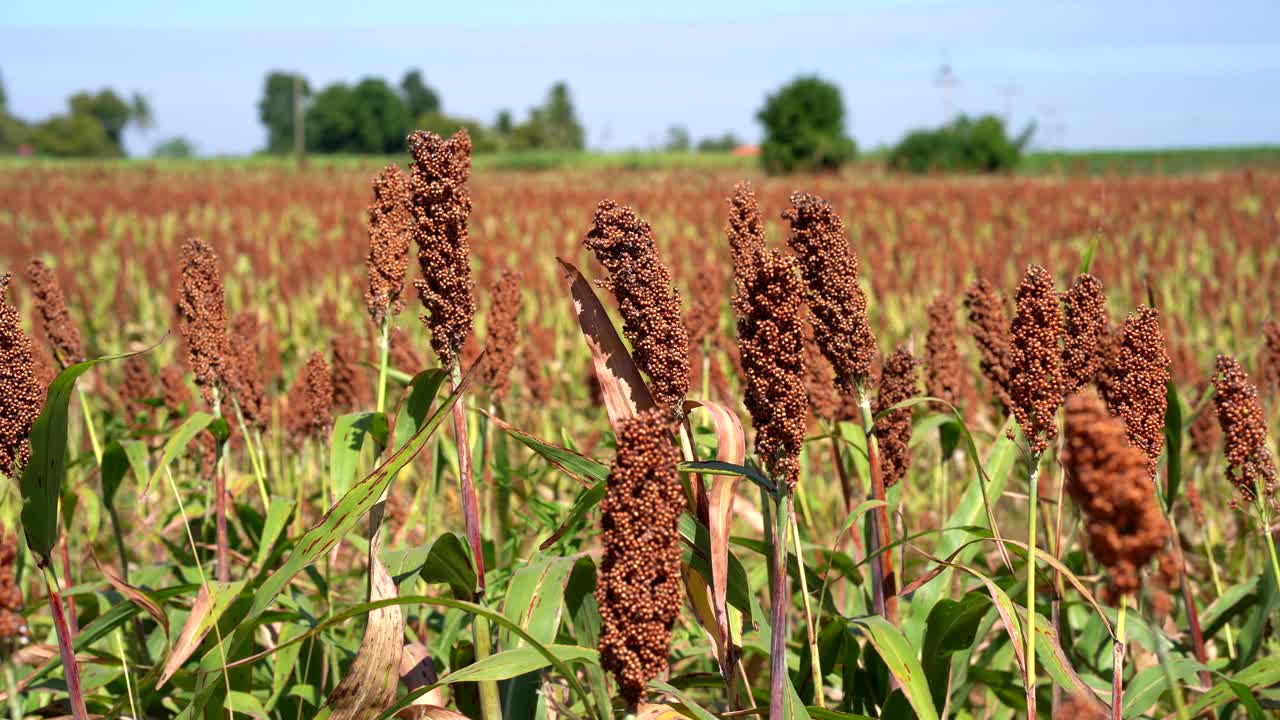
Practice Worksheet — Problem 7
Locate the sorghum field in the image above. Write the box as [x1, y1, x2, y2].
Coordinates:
[1, 134, 1279, 720]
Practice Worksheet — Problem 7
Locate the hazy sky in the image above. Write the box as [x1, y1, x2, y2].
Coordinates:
[2, 0, 1278, 156]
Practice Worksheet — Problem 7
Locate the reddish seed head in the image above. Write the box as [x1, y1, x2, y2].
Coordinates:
[159, 363, 193, 417]
[964, 277, 1013, 410]
[1263, 320, 1280, 395]
[479, 270, 522, 403]
[875, 346, 920, 488]
[0, 275, 45, 480]
[175, 237, 231, 405]
[595, 408, 683, 705]
[784, 192, 877, 390]
[330, 331, 371, 413]
[1008, 265, 1065, 454]
[286, 352, 335, 446]
[388, 326, 424, 377]
[585, 199, 691, 414]
[408, 129, 477, 367]
[1063, 390, 1168, 599]
[726, 181, 766, 286]
[1098, 306, 1171, 479]
[1213, 355, 1277, 510]
[365, 164, 415, 325]
[1060, 273, 1109, 398]
[925, 294, 963, 413]
[226, 313, 268, 430]
[0, 525, 28, 642]
[25, 258, 84, 367]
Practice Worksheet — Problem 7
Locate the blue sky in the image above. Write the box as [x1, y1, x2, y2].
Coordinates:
[2, 0, 1278, 156]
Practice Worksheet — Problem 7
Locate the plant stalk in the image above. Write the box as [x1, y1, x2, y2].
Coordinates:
[769, 492, 792, 720]
[42, 565, 88, 720]
[1111, 594, 1127, 720]
[1026, 451, 1042, 720]
[375, 316, 391, 414]
[855, 383, 896, 623]
[790, 514, 823, 708]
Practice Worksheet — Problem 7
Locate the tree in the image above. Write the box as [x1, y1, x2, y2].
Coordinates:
[887, 114, 1031, 174]
[69, 90, 133, 147]
[29, 113, 117, 157]
[306, 78, 410, 154]
[258, 71, 310, 154]
[152, 136, 196, 158]
[540, 82, 584, 150]
[417, 112, 499, 153]
[494, 109, 513, 135]
[664, 125, 691, 152]
[0, 69, 7, 113]
[757, 75, 856, 174]
[697, 133, 740, 153]
[400, 70, 440, 118]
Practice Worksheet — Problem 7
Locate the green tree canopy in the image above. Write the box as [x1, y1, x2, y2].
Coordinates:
[152, 136, 197, 158]
[29, 113, 118, 157]
[258, 71, 310, 154]
[400, 70, 441, 118]
[69, 89, 133, 147]
[306, 78, 410, 154]
[887, 114, 1031, 174]
[757, 75, 856, 174]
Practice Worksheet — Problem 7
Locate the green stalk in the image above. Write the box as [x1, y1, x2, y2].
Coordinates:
[76, 388, 102, 465]
[854, 381, 895, 622]
[790, 515, 823, 708]
[1111, 595, 1127, 720]
[1025, 451, 1042, 720]
[4, 663, 23, 720]
[375, 316, 391, 415]
[1257, 476, 1280, 598]
[1202, 526, 1236, 658]
[474, 614, 502, 720]
[231, 399, 270, 511]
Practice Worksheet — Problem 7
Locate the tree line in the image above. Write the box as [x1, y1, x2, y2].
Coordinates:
[0, 72, 157, 157]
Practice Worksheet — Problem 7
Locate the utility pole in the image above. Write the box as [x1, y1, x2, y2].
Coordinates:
[934, 63, 959, 124]
[293, 73, 305, 168]
[997, 83, 1020, 125]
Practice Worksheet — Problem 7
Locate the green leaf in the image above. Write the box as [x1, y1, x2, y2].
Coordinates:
[21, 349, 145, 562]
[490, 414, 608, 486]
[805, 710, 876, 720]
[1201, 577, 1259, 639]
[330, 411, 388, 499]
[439, 645, 597, 684]
[502, 556, 575, 647]
[678, 459, 777, 495]
[1188, 655, 1280, 717]
[1162, 380, 1183, 510]
[1078, 235, 1099, 275]
[922, 592, 990, 711]
[393, 369, 448, 452]
[851, 616, 940, 720]
[252, 497, 295, 574]
[145, 411, 216, 494]
[538, 479, 606, 551]
[419, 531, 478, 600]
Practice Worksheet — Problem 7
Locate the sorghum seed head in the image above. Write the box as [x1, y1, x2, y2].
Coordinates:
[1263, 320, 1280, 395]
[1060, 274, 1109, 398]
[160, 363, 192, 417]
[1063, 390, 1168, 599]
[595, 408, 683, 705]
[1008, 265, 1065, 454]
[365, 164, 415, 326]
[733, 247, 808, 492]
[479, 270, 522, 403]
[408, 129, 476, 367]
[964, 277, 1013, 410]
[227, 312, 268, 430]
[175, 237, 231, 405]
[1213, 355, 1277, 510]
[120, 355, 153, 425]
[330, 331, 371, 413]
[1098, 306, 1170, 479]
[726, 182, 766, 287]
[1188, 381, 1220, 458]
[388, 326, 424, 377]
[685, 269, 723, 349]
[925, 294, 963, 413]
[0, 525, 27, 643]
[784, 192, 877, 390]
[25, 258, 83, 366]
[0, 275, 44, 480]
[875, 346, 920, 488]
[585, 200, 690, 414]
[802, 316, 840, 423]
[286, 352, 334, 447]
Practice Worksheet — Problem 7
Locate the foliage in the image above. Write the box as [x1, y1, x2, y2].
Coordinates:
[306, 78, 412, 155]
[888, 114, 1032, 174]
[416, 112, 501, 154]
[664, 126, 691, 152]
[757, 75, 857, 173]
[257, 71, 310, 154]
[152, 136, 197, 158]
[697, 132, 740, 153]
[400, 69, 441, 118]
[28, 112, 118, 157]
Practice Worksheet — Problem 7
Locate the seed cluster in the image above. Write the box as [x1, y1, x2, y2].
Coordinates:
[925, 294, 963, 413]
[734, 246, 809, 492]
[727, 182, 766, 282]
[0, 526, 26, 643]
[160, 363, 192, 416]
[26, 258, 84, 366]
[120, 355, 153, 426]
[1008, 265, 1065, 454]
[685, 269, 723, 350]
[227, 312, 268, 429]
[875, 346, 920, 488]
[1188, 381, 1220, 457]
[0, 276, 44, 479]
[584, 200, 690, 413]
[1098, 306, 1170, 479]
[389, 326, 424, 377]
[784, 192, 877, 389]
[479, 270, 522, 403]
[1063, 391, 1168, 598]
[1263, 320, 1280, 394]
[802, 317, 840, 423]
[330, 331, 370, 413]
[175, 237, 231, 405]
[1213, 355, 1277, 509]
[964, 278, 1013, 409]
[408, 130, 477, 367]
[365, 165, 415, 326]
[286, 351, 334, 446]
[595, 408, 683, 705]
[1060, 274, 1108, 397]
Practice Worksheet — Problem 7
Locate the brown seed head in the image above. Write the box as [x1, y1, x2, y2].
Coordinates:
[286, 352, 334, 446]
[925, 294, 963, 413]
[1263, 320, 1280, 394]
[784, 192, 877, 389]
[1213, 355, 1277, 510]
[479, 270, 522, 403]
[0, 525, 27, 642]
[964, 277, 1013, 409]
[25, 258, 83, 366]
[1063, 390, 1168, 599]
[875, 346, 920, 488]
[685, 269, 723, 349]
[227, 313, 268, 429]
[160, 363, 192, 417]
[388, 326, 424, 377]
[802, 317, 840, 423]
[595, 408, 683, 705]
[1008, 265, 1065, 454]
[408, 130, 476, 367]
[726, 182, 766, 285]
[175, 237, 231, 405]
[120, 355, 153, 425]
[1188, 381, 1221, 458]
[1061, 273, 1108, 397]
[734, 247, 808, 492]
[0, 276, 44, 480]
[1098, 306, 1170, 479]
[365, 164, 415, 325]
[585, 200, 690, 413]
[330, 331, 371, 413]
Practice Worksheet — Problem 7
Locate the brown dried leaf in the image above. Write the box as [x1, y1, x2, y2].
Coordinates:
[326, 550, 404, 720]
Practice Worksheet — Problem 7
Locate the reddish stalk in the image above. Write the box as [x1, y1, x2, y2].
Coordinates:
[857, 384, 897, 623]
[59, 534, 78, 635]
[215, 453, 229, 582]
[450, 366, 485, 594]
[43, 565, 88, 720]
